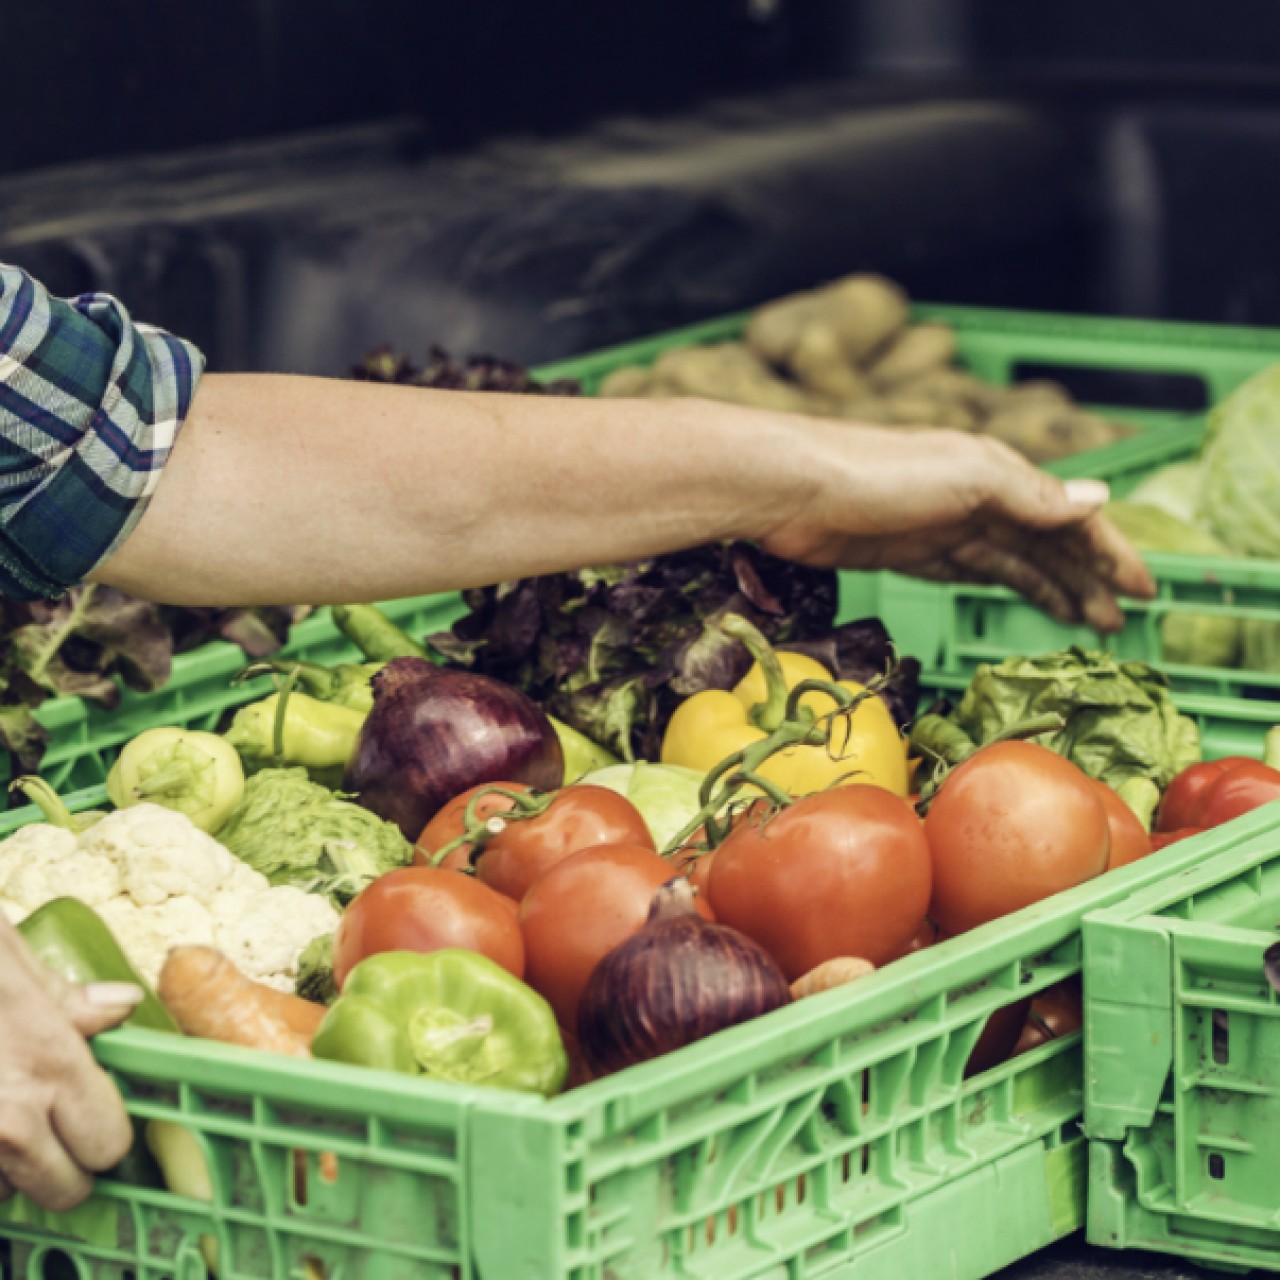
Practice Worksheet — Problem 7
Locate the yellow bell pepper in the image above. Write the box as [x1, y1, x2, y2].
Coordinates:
[660, 620, 909, 797]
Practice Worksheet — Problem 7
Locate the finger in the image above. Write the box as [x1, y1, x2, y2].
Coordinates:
[19, 941, 146, 1039]
[951, 539, 1082, 625]
[1025, 538, 1127, 633]
[0, 1098, 94, 1213]
[50, 1057, 134, 1174]
[0, 1171, 13, 1202]
[1075, 512, 1157, 600]
[973, 441, 1111, 531]
[60, 982, 145, 1040]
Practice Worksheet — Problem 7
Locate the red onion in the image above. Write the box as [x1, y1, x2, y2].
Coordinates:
[577, 878, 791, 1076]
[344, 657, 563, 839]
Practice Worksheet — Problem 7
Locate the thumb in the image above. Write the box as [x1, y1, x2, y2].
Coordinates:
[986, 452, 1111, 530]
[56, 981, 145, 1039]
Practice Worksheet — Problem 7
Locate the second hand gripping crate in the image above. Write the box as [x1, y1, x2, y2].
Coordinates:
[7, 760, 1280, 1278]
[1083, 802, 1280, 1274]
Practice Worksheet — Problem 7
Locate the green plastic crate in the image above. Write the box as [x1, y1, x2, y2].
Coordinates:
[1081, 803, 1280, 1272]
[835, 564, 1280, 762]
[3, 738, 1269, 1279]
[16, 594, 468, 796]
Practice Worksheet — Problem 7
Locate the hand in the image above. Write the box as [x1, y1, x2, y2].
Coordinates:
[758, 427, 1155, 632]
[0, 917, 140, 1211]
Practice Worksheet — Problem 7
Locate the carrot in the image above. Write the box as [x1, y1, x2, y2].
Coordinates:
[158, 946, 322, 1057]
[790, 956, 875, 1000]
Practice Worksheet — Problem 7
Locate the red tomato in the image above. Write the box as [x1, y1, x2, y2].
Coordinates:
[1156, 758, 1251, 832]
[415, 782, 534, 872]
[889, 916, 939, 962]
[1012, 979, 1084, 1057]
[1092, 780, 1152, 871]
[519, 843, 710, 1027]
[476, 785, 653, 902]
[1150, 826, 1205, 851]
[925, 742, 1110, 936]
[1197, 760, 1280, 829]
[416, 784, 653, 901]
[706, 786, 931, 981]
[966, 999, 1032, 1077]
[333, 866, 525, 988]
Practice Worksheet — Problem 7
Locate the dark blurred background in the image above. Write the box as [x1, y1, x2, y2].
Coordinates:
[5, 0, 1280, 373]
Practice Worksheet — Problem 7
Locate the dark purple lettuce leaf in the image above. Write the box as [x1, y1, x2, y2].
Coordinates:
[9, 586, 172, 705]
[351, 344, 581, 396]
[0, 704, 48, 775]
[165, 605, 309, 658]
[425, 541, 876, 761]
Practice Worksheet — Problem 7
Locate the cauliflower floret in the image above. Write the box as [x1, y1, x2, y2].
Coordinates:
[0, 824, 77, 897]
[78, 805, 234, 907]
[48, 850, 122, 909]
[0, 897, 25, 924]
[98, 894, 216, 986]
[220, 856, 272, 899]
[210, 885, 338, 988]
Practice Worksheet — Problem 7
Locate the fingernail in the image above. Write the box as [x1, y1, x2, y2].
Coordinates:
[1064, 479, 1110, 509]
[85, 982, 145, 1008]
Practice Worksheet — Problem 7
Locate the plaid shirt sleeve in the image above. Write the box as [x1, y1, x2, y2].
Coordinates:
[0, 264, 205, 600]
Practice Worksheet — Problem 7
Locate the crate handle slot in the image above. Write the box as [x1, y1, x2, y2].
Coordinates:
[1009, 362, 1209, 414]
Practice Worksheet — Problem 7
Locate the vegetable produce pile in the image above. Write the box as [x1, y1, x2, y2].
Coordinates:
[7, 584, 1251, 1131]
[426, 539, 921, 762]
[596, 273, 1135, 463]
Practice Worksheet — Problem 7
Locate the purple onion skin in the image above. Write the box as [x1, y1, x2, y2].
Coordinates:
[577, 882, 791, 1077]
[344, 657, 564, 839]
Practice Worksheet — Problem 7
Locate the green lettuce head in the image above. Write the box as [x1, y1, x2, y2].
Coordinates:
[1202, 364, 1280, 557]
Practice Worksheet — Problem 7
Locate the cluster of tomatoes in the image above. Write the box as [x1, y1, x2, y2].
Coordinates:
[324, 734, 1158, 1079]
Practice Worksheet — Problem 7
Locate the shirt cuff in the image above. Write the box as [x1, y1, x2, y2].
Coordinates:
[0, 265, 205, 599]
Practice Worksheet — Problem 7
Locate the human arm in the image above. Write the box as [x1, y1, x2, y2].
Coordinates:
[0, 917, 140, 1209]
[92, 372, 1152, 631]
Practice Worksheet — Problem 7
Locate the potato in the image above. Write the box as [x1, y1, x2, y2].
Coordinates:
[868, 323, 956, 388]
[907, 367, 1003, 415]
[999, 379, 1073, 409]
[982, 405, 1118, 463]
[744, 292, 821, 364]
[598, 366, 652, 397]
[787, 321, 867, 399]
[651, 343, 812, 413]
[818, 274, 910, 363]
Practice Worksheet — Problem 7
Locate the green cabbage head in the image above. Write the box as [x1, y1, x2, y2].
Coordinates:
[1202, 364, 1280, 556]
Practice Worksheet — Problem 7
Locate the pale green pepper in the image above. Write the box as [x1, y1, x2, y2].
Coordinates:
[107, 728, 245, 834]
[224, 691, 365, 778]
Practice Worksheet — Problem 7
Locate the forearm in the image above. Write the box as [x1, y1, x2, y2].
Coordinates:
[93, 373, 817, 606]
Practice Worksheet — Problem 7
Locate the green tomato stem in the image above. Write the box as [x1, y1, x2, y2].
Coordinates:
[429, 785, 553, 867]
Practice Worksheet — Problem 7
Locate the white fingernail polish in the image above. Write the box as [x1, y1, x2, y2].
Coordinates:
[1065, 479, 1110, 508]
[85, 982, 144, 1007]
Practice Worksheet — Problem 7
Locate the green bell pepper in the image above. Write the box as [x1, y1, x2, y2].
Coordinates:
[18, 898, 179, 1034]
[311, 950, 567, 1096]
